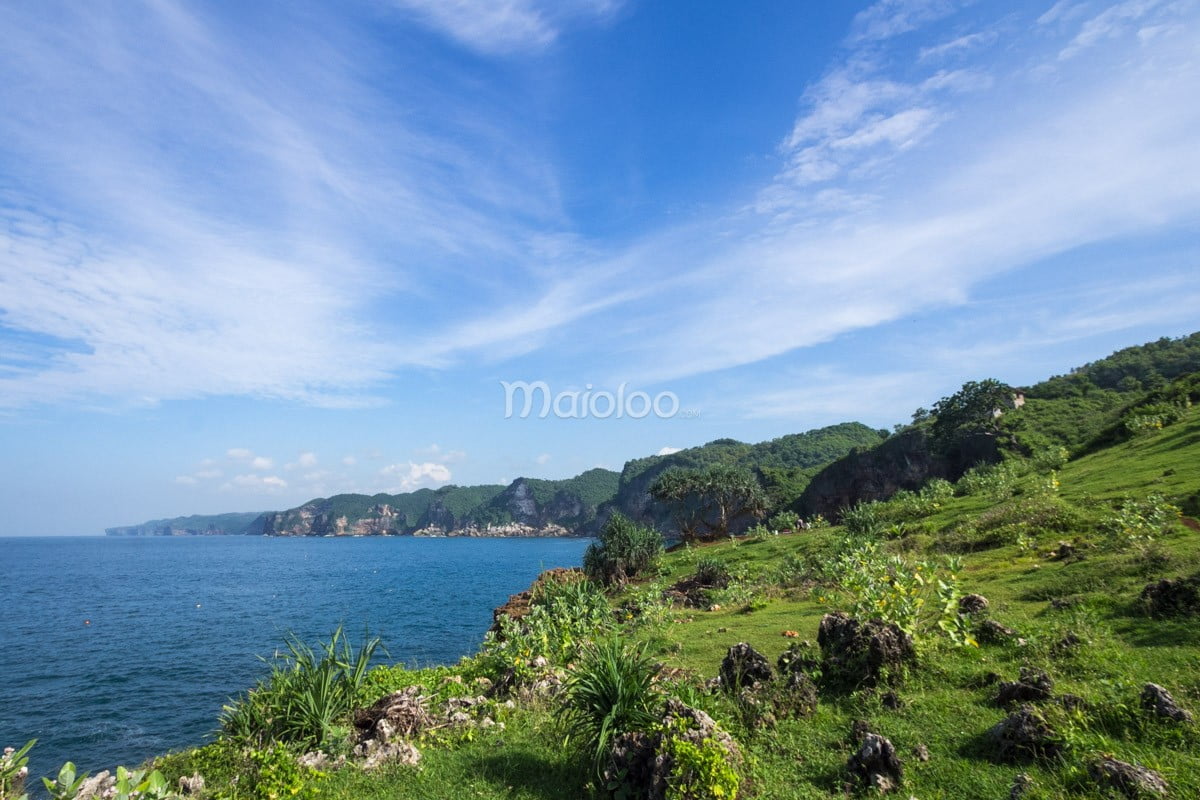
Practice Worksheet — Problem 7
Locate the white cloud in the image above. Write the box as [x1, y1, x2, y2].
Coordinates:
[918, 31, 996, 61]
[413, 444, 467, 464]
[342, 455, 357, 466]
[225, 473, 289, 492]
[378, 461, 453, 492]
[851, 0, 963, 42]
[227, 448, 253, 460]
[174, 475, 198, 485]
[388, 0, 621, 54]
[589, 3, 1200, 385]
[194, 468, 223, 480]
[1059, 0, 1170, 59]
[655, 446, 682, 456]
[286, 451, 319, 470]
[535, 452, 552, 464]
[0, 0, 570, 409]
[250, 456, 274, 470]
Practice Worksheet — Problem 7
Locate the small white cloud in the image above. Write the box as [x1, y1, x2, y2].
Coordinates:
[389, 0, 621, 55]
[535, 453, 551, 465]
[250, 456, 274, 470]
[226, 473, 289, 492]
[194, 468, 223, 480]
[413, 444, 467, 464]
[174, 475, 198, 485]
[297, 451, 318, 468]
[379, 461, 453, 492]
[655, 446, 682, 456]
[342, 455, 357, 466]
[918, 31, 996, 62]
[227, 447, 253, 460]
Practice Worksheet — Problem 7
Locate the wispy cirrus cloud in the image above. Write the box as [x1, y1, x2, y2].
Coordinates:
[560, 0, 1200, 387]
[0, 0, 570, 409]
[388, 0, 622, 54]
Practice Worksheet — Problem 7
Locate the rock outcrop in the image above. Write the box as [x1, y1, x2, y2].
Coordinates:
[1088, 757, 1169, 798]
[818, 612, 916, 689]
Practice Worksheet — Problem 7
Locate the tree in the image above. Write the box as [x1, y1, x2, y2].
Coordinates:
[930, 379, 1015, 450]
[649, 464, 768, 542]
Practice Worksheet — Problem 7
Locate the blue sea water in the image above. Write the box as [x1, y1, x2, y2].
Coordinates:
[0, 535, 590, 785]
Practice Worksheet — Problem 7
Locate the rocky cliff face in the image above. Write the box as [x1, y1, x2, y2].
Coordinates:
[797, 428, 1000, 518]
[258, 472, 617, 537]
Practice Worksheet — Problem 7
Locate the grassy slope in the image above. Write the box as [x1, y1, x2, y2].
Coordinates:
[625, 411, 1200, 798]
[152, 411, 1200, 800]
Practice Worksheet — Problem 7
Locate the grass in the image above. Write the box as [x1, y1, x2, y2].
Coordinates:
[136, 409, 1200, 799]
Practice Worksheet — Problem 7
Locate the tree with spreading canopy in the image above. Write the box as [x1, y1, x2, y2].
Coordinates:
[649, 463, 768, 542]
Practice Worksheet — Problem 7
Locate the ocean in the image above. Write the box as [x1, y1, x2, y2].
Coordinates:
[0, 535, 590, 785]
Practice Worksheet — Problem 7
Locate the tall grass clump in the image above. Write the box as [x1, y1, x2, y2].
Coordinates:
[558, 638, 662, 779]
[221, 626, 381, 749]
[584, 512, 664, 586]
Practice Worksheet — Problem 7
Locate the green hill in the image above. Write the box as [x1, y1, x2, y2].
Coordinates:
[104, 511, 266, 536]
[602, 422, 888, 533]
[143, 333, 1200, 800]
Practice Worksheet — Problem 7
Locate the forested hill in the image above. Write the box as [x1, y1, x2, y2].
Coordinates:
[257, 468, 621, 537]
[598, 422, 889, 533]
[105, 511, 266, 537]
[797, 331, 1200, 517]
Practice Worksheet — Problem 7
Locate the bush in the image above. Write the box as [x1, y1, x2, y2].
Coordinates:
[584, 513, 664, 586]
[940, 493, 1085, 553]
[768, 510, 801, 531]
[472, 578, 614, 682]
[221, 626, 380, 749]
[664, 735, 741, 800]
[956, 461, 1024, 499]
[1, 740, 33, 800]
[1099, 494, 1181, 551]
[694, 558, 732, 589]
[840, 501, 885, 537]
[558, 638, 662, 779]
[816, 537, 973, 646]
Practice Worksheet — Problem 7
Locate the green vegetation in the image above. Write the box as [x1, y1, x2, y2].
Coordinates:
[558, 638, 662, 778]
[104, 511, 266, 537]
[611, 422, 887, 527]
[650, 464, 768, 542]
[221, 626, 381, 749]
[24, 333, 1200, 800]
[583, 513, 664, 586]
[261, 469, 619, 536]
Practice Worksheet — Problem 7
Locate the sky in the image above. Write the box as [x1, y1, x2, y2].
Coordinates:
[2, 0, 1199, 535]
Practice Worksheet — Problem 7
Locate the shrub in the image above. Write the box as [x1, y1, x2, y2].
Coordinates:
[816, 537, 974, 646]
[244, 744, 324, 800]
[558, 638, 662, 779]
[473, 578, 613, 682]
[942, 493, 1085, 553]
[664, 735, 741, 800]
[1, 740, 33, 800]
[694, 558, 731, 589]
[840, 502, 885, 537]
[221, 626, 381, 749]
[768, 510, 801, 531]
[956, 461, 1024, 499]
[1099, 494, 1181, 551]
[584, 513, 664, 586]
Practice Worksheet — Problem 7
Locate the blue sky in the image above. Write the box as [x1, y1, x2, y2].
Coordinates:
[2, 0, 1199, 535]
